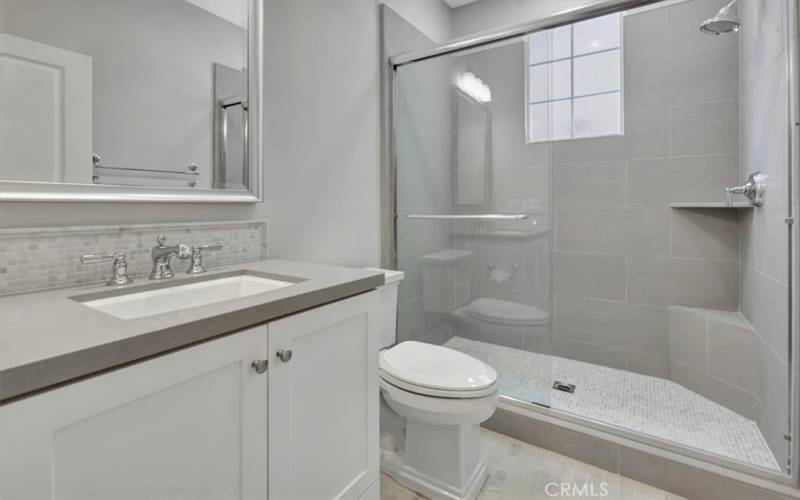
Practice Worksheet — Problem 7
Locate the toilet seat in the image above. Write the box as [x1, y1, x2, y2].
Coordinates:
[464, 298, 548, 326]
[380, 341, 497, 399]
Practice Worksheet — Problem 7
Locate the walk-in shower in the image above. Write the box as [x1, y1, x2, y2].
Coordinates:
[384, 0, 798, 488]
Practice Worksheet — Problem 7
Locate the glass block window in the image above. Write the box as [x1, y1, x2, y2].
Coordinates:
[526, 13, 623, 143]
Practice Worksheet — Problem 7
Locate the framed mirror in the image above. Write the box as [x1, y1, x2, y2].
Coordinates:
[452, 88, 491, 207]
[0, 0, 262, 202]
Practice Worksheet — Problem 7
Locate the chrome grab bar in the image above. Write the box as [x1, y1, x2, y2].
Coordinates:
[407, 214, 528, 220]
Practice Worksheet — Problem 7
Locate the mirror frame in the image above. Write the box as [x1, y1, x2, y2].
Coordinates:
[0, 0, 263, 203]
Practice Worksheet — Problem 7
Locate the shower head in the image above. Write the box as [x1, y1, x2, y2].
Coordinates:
[699, 0, 741, 35]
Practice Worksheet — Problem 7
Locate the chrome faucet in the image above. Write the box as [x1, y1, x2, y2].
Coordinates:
[149, 235, 191, 280]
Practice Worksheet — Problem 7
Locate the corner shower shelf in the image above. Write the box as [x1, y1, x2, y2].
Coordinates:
[669, 202, 754, 209]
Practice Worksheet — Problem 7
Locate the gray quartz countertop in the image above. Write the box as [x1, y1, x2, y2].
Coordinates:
[0, 259, 385, 403]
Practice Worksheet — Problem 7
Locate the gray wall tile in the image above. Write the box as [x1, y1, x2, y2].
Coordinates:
[741, 38, 789, 152]
[553, 162, 626, 208]
[740, 0, 786, 89]
[555, 295, 669, 357]
[553, 252, 626, 301]
[669, 208, 740, 261]
[754, 337, 790, 437]
[627, 257, 739, 309]
[624, 8, 669, 65]
[707, 320, 756, 392]
[670, 100, 739, 157]
[742, 206, 790, 284]
[742, 266, 789, 363]
[755, 401, 790, 472]
[744, 128, 788, 209]
[551, 109, 669, 164]
[670, 361, 756, 419]
[552, 337, 629, 372]
[626, 351, 671, 379]
[627, 156, 739, 208]
[668, 307, 708, 371]
[623, 54, 671, 112]
[738, 0, 791, 456]
[669, 46, 739, 106]
[556, 209, 668, 256]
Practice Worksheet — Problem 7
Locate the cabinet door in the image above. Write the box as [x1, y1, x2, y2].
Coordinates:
[0, 325, 269, 500]
[268, 291, 379, 500]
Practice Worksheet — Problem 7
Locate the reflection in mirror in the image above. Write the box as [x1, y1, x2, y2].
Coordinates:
[0, 0, 250, 193]
[453, 88, 491, 206]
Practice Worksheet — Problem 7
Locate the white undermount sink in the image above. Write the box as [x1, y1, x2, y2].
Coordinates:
[79, 274, 295, 320]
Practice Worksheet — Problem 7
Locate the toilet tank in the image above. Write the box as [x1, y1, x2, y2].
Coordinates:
[365, 268, 405, 349]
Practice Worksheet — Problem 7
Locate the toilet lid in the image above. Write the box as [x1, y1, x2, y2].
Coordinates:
[465, 298, 549, 326]
[380, 341, 497, 394]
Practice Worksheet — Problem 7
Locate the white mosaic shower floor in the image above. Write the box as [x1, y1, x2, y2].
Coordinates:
[443, 336, 781, 471]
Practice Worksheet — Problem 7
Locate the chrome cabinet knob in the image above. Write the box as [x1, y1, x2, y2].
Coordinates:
[276, 350, 293, 363]
[251, 360, 268, 374]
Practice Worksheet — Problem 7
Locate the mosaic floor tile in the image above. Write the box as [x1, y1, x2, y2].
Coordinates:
[443, 337, 780, 471]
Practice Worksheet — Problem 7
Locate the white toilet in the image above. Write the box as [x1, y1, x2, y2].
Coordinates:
[369, 268, 499, 500]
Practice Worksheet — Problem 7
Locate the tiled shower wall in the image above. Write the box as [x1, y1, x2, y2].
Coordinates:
[551, 0, 741, 378]
[739, 0, 792, 469]
[0, 221, 267, 296]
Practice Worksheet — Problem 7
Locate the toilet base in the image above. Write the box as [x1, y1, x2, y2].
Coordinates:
[393, 456, 488, 500]
[380, 419, 489, 500]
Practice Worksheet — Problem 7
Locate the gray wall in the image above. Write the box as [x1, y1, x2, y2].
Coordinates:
[383, 0, 452, 43]
[451, 0, 589, 39]
[550, 0, 741, 378]
[2, 0, 246, 189]
[739, 0, 792, 470]
[260, 0, 453, 268]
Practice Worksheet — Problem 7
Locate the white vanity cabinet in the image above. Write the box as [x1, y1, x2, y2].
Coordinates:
[267, 291, 379, 500]
[0, 291, 379, 500]
[0, 325, 270, 499]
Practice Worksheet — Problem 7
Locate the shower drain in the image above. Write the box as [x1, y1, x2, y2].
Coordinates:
[552, 381, 576, 394]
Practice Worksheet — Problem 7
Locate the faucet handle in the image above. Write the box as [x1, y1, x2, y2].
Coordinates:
[80, 252, 133, 286]
[723, 171, 766, 207]
[187, 244, 223, 274]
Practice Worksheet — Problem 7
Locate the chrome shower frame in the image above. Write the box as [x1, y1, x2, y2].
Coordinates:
[380, 0, 800, 490]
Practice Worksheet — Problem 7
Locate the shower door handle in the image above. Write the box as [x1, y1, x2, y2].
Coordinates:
[406, 214, 528, 220]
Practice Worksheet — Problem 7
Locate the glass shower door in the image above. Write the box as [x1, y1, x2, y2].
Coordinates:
[394, 40, 554, 409]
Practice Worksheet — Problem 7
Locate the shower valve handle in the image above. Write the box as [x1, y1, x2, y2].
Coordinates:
[724, 172, 765, 206]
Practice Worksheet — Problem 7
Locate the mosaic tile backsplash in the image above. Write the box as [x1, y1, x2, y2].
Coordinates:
[0, 221, 267, 296]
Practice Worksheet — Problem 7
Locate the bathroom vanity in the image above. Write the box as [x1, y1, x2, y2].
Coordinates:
[0, 260, 385, 500]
